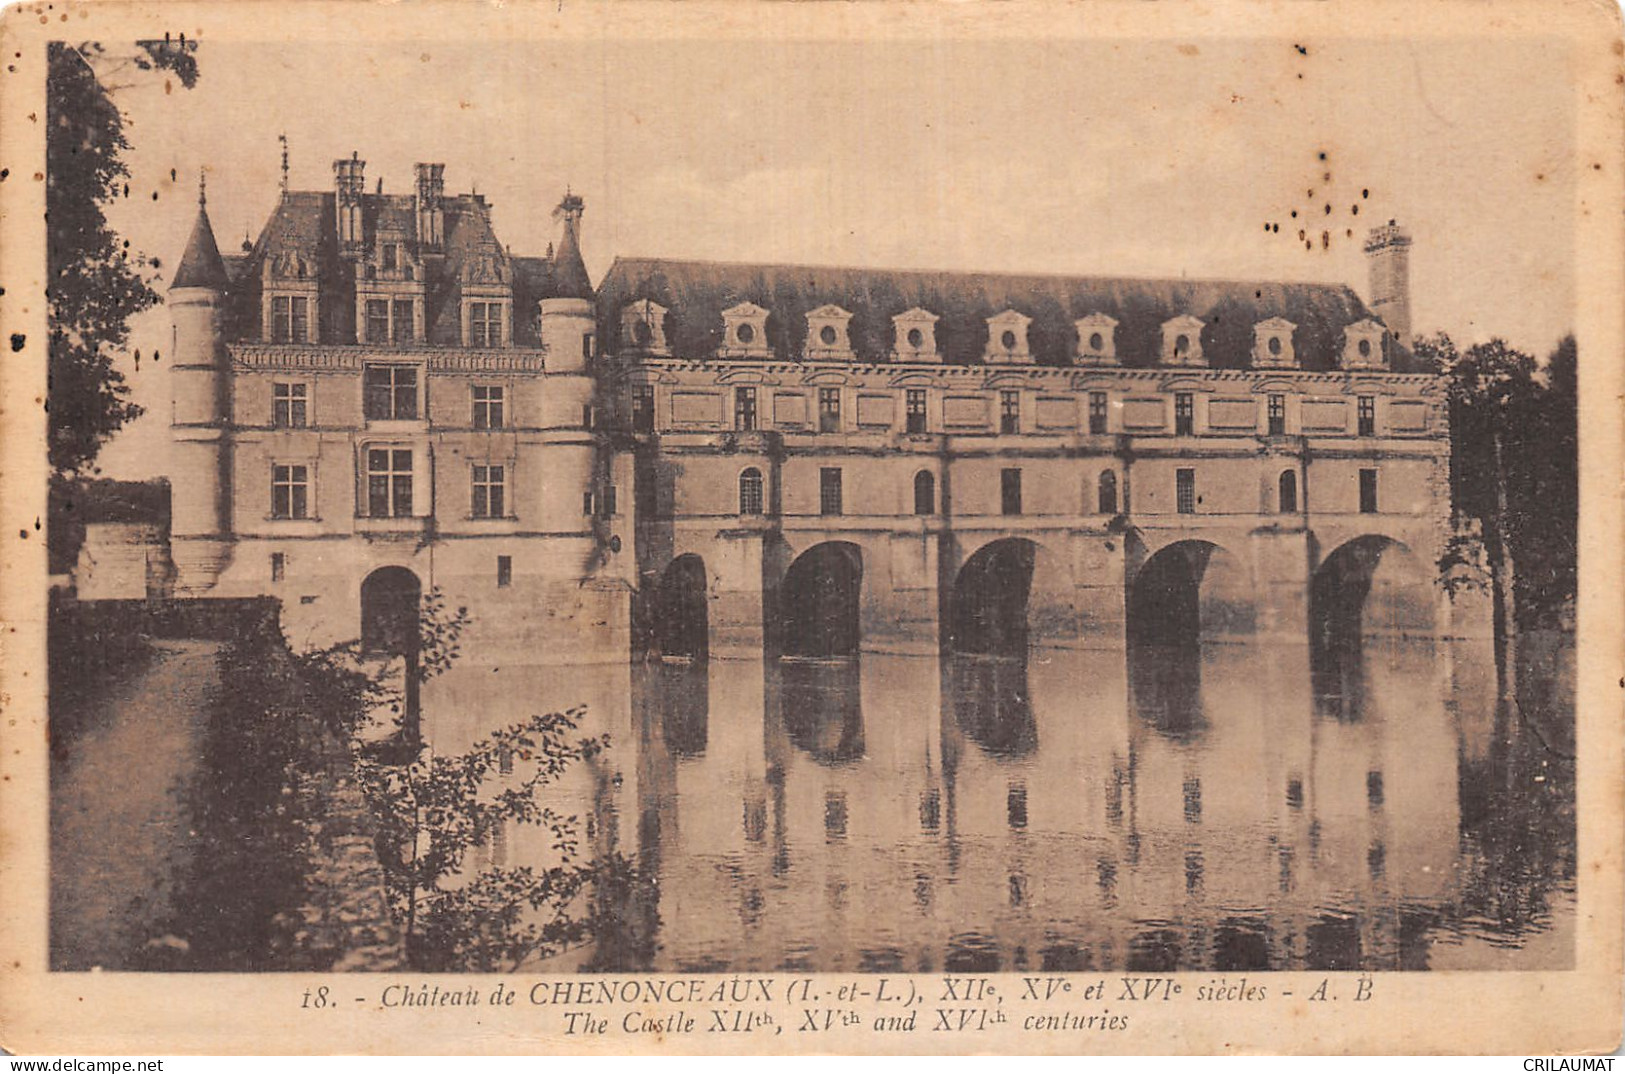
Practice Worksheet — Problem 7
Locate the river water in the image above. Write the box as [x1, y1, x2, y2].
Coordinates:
[424, 635, 1575, 974]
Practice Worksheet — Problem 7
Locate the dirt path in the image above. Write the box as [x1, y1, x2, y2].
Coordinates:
[50, 639, 222, 970]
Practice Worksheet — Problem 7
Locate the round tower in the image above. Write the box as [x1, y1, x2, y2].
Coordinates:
[537, 193, 599, 548]
[168, 178, 233, 594]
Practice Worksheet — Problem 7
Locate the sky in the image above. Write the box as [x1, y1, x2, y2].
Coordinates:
[90, 34, 1576, 478]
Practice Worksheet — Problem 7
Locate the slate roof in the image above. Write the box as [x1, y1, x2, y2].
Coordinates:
[172, 203, 231, 290]
[597, 257, 1406, 371]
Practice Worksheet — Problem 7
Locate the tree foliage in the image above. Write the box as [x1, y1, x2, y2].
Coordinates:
[46, 40, 198, 476]
[1418, 332, 1578, 628]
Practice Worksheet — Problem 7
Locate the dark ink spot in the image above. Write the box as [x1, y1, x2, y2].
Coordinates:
[1352, 204, 1359, 215]
[8, 333, 23, 352]
[1295, 44, 1308, 55]
[1290, 210, 1298, 219]
[1318, 151, 1327, 161]
[17, 530, 26, 540]
[1362, 188, 1370, 198]
[0, 169, 8, 181]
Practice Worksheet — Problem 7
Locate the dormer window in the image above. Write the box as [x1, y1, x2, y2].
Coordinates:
[383, 243, 399, 271]
[468, 301, 505, 347]
[719, 301, 771, 359]
[1161, 314, 1208, 366]
[1253, 317, 1298, 369]
[620, 299, 670, 356]
[892, 308, 940, 362]
[805, 304, 854, 361]
[1342, 319, 1389, 370]
[1075, 313, 1119, 365]
[984, 309, 1033, 365]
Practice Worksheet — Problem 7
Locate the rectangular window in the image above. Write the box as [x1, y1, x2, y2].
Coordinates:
[820, 467, 843, 516]
[1268, 394, 1286, 435]
[1175, 393, 1195, 436]
[363, 364, 418, 421]
[272, 382, 308, 428]
[1089, 391, 1108, 434]
[270, 552, 286, 582]
[471, 464, 506, 519]
[365, 299, 390, 344]
[391, 299, 414, 343]
[1001, 468, 1023, 516]
[382, 243, 398, 271]
[1359, 469, 1379, 514]
[583, 333, 594, 361]
[1358, 395, 1376, 437]
[271, 463, 309, 520]
[905, 389, 928, 433]
[734, 386, 758, 431]
[601, 485, 617, 519]
[472, 385, 505, 429]
[632, 384, 655, 434]
[496, 555, 513, 588]
[270, 296, 308, 343]
[1176, 468, 1196, 514]
[469, 301, 502, 347]
[582, 490, 594, 516]
[999, 390, 1021, 434]
[818, 387, 842, 433]
[367, 448, 414, 517]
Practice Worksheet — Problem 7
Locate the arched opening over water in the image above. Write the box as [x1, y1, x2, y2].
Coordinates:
[779, 542, 863, 659]
[656, 554, 710, 661]
[361, 566, 421, 656]
[1309, 535, 1432, 717]
[951, 538, 1037, 656]
[1126, 540, 1249, 648]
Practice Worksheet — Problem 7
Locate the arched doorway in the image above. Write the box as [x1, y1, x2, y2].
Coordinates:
[360, 566, 423, 750]
[361, 566, 421, 656]
[778, 542, 863, 658]
[656, 555, 709, 661]
[951, 538, 1038, 656]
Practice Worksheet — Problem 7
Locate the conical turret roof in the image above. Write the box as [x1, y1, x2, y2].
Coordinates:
[173, 198, 230, 291]
[544, 192, 594, 300]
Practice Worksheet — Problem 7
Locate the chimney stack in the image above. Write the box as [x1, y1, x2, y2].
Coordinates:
[1363, 220, 1412, 350]
[333, 151, 366, 255]
[415, 162, 445, 249]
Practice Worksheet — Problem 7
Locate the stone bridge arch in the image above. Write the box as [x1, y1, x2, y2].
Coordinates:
[1125, 536, 1253, 646]
[947, 535, 1075, 654]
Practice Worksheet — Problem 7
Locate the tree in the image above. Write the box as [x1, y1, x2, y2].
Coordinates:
[337, 591, 638, 971]
[46, 39, 199, 476]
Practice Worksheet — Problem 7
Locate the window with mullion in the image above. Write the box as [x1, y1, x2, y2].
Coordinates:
[818, 387, 841, 433]
[469, 301, 502, 347]
[472, 385, 505, 429]
[367, 448, 414, 517]
[905, 389, 927, 433]
[472, 464, 506, 518]
[364, 364, 418, 421]
[271, 463, 309, 519]
[365, 299, 390, 344]
[273, 382, 308, 428]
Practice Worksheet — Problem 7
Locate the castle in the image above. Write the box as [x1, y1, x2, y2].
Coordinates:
[163, 155, 1457, 666]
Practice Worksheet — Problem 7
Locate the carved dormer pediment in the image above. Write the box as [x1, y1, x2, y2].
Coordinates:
[621, 298, 670, 356]
[720, 301, 772, 359]
[1342, 318, 1389, 371]
[805, 303, 854, 362]
[1075, 312, 1119, 365]
[1253, 316, 1298, 369]
[891, 307, 940, 363]
[1160, 314, 1207, 366]
[984, 308, 1033, 365]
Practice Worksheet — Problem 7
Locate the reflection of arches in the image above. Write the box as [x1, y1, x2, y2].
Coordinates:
[1127, 540, 1250, 646]
[952, 538, 1036, 655]
[361, 566, 421, 655]
[914, 471, 936, 516]
[779, 542, 863, 658]
[778, 659, 864, 764]
[1278, 470, 1298, 513]
[656, 555, 709, 660]
[1129, 639, 1206, 740]
[1097, 470, 1118, 514]
[655, 657, 709, 756]
[950, 654, 1036, 757]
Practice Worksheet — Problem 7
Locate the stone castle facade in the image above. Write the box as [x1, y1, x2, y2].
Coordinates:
[164, 155, 1459, 664]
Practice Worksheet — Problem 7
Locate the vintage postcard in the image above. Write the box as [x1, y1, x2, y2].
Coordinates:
[0, 0, 1620, 1056]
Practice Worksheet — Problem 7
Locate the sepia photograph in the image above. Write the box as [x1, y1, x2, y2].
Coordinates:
[2, 0, 1621, 1055]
